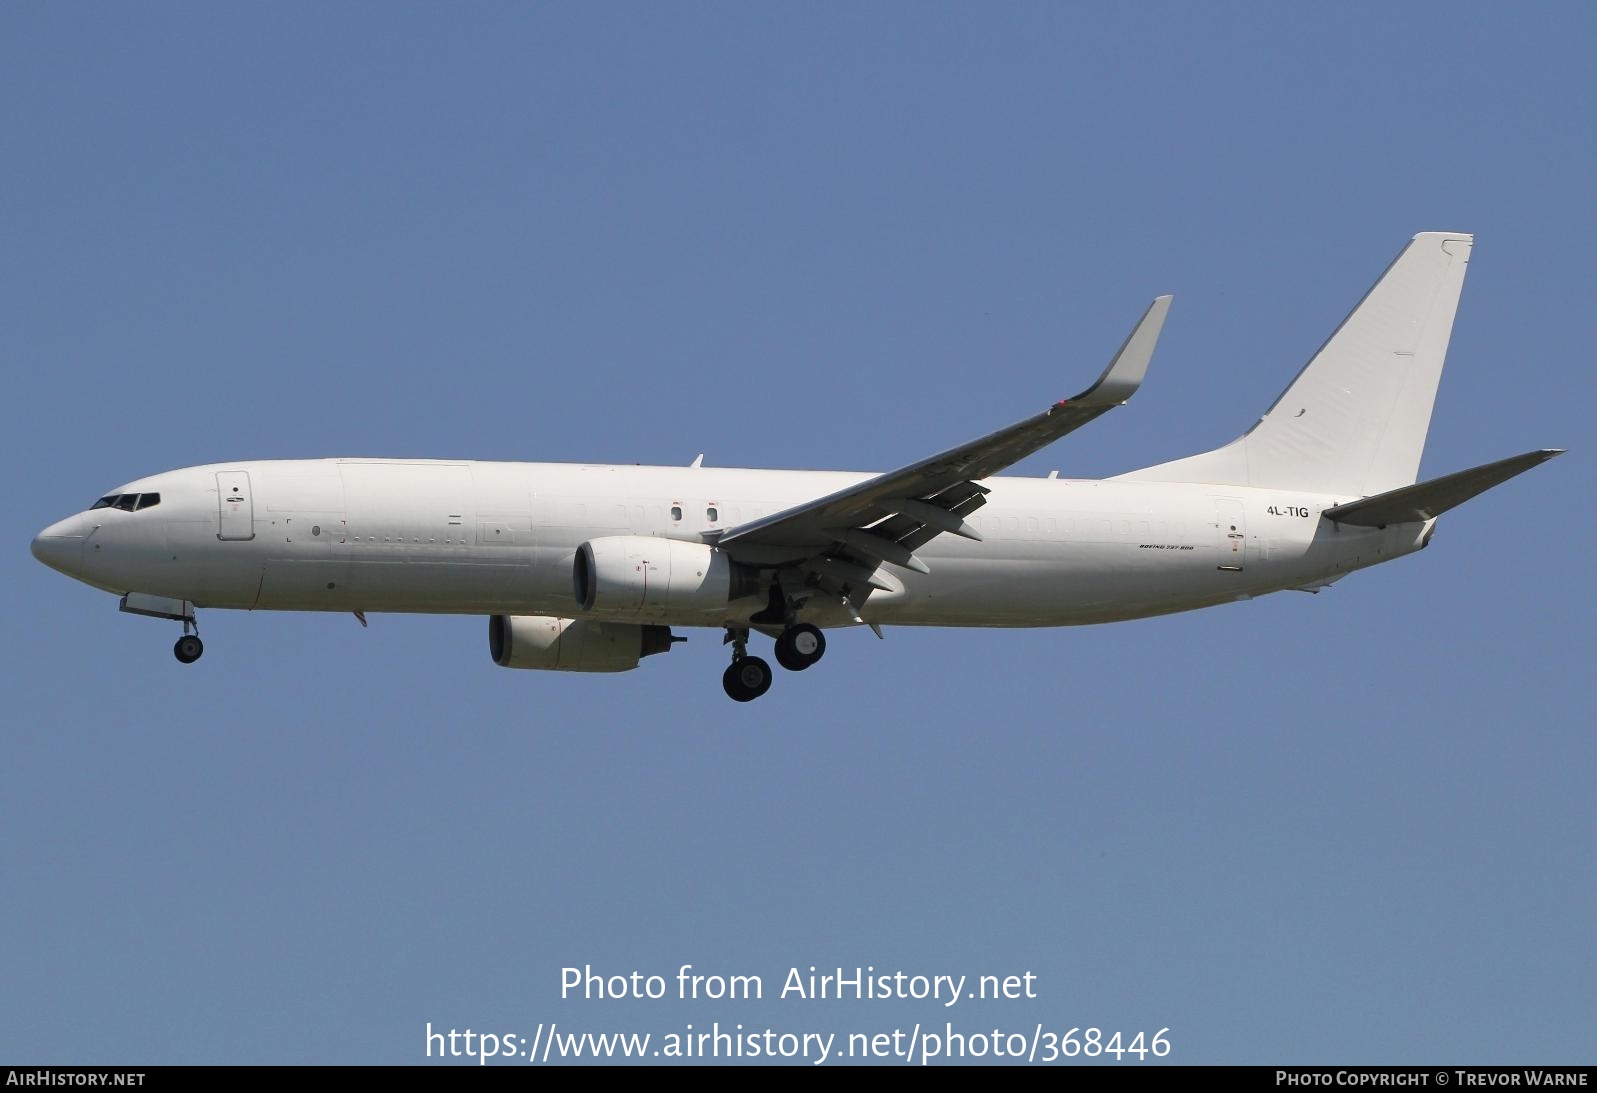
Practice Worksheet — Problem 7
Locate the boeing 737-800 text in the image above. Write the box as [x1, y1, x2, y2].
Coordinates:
[31, 233, 1561, 700]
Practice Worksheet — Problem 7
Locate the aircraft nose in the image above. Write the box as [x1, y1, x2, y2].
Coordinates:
[31, 515, 85, 573]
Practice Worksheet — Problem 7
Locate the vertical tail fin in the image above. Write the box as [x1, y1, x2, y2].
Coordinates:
[1117, 232, 1473, 496]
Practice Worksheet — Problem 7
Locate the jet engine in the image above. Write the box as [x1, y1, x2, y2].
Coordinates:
[488, 614, 676, 673]
[574, 536, 760, 615]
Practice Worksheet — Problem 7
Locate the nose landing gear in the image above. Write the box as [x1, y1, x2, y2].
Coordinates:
[119, 594, 205, 665]
[174, 633, 204, 664]
[173, 614, 203, 664]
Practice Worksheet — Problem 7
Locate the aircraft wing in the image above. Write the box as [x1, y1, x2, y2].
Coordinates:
[717, 295, 1171, 582]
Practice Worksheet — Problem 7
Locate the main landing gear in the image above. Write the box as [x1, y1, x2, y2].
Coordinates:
[722, 655, 773, 703]
[721, 628, 771, 702]
[721, 622, 829, 702]
[773, 622, 825, 672]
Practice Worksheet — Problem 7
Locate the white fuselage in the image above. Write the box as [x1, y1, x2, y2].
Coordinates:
[33, 458, 1430, 630]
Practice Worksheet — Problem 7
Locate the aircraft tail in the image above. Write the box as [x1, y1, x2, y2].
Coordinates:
[1116, 232, 1474, 497]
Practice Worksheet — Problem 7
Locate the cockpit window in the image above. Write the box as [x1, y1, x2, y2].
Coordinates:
[90, 493, 161, 512]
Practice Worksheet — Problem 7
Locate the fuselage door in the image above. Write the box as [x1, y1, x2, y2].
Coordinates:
[216, 471, 255, 541]
[1215, 498, 1246, 571]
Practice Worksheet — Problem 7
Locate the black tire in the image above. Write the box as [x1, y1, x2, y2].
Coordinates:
[722, 656, 773, 702]
[174, 635, 204, 664]
[774, 623, 825, 671]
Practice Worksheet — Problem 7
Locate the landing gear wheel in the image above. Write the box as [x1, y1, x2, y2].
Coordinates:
[174, 635, 204, 664]
[722, 656, 773, 702]
[774, 623, 826, 672]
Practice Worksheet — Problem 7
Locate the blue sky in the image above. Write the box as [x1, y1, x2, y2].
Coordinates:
[3, 4, 1591, 1065]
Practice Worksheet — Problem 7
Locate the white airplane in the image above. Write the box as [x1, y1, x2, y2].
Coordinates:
[32, 232, 1561, 701]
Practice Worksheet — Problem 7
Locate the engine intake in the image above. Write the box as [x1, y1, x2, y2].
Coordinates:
[574, 536, 760, 616]
[489, 614, 676, 673]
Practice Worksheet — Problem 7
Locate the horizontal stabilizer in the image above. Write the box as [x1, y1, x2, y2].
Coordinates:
[1322, 449, 1564, 527]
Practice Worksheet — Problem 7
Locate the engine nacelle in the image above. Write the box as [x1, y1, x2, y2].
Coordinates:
[574, 536, 760, 615]
[488, 614, 676, 673]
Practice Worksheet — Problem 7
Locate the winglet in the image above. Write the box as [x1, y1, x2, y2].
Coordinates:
[1068, 294, 1172, 407]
